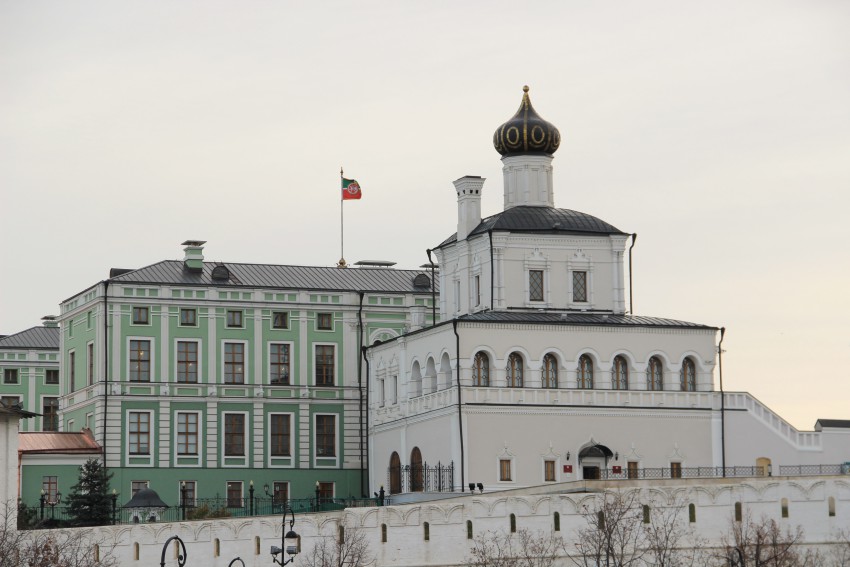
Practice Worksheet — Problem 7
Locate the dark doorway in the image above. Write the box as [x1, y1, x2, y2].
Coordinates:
[583, 466, 600, 480]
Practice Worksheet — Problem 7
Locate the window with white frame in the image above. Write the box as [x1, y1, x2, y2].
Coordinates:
[474, 275, 481, 307]
[87, 342, 94, 385]
[647, 357, 663, 391]
[270, 414, 291, 457]
[176, 412, 199, 455]
[272, 311, 288, 329]
[542, 354, 558, 388]
[544, 460, 557, 482]
[315, 345, 334, 386]
[499, 459, 513, 481]
[529, 270, 544, 302]
[506, 352, 524, 387]
[572, 271, 588, 302]
[180, 308, 197, 326]
[224, 342, 245, 384]
[128, 411, 151, 455]
[226, 310, 243, 328]
[177, 341, 199, 383]
[270, 343, 290, 385]
[129, 340, 151, 382]
[132, 307, 149, 325]
[680, 358, 696, 392]
[473, 352, 490, 386]
[224, 413, 245, 456]
[315, 414, 336, 457]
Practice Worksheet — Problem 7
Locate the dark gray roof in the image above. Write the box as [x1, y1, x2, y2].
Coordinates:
[437, 206, 627, 248]
[0, 326, 59, 350]
[107, 260, 437, 294]
[815, 419, 850, 429]
[458, 311, 716, 330]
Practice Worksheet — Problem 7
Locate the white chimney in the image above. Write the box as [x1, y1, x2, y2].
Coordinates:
[454, 176, 485, 241]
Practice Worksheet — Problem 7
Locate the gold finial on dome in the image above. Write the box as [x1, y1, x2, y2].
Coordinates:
[522, 85, 529, 93]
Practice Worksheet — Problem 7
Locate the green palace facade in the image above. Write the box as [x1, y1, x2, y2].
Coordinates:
[0, 320, 60, 433]
[27, 241, 437, 507]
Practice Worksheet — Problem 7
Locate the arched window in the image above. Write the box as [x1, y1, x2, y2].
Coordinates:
[509, 513, 517, 533]
[646, 357, 663, 391]
[577, 355, 593, 389]
[688, 503, 696, 523]
[423, 522, 430, 541]
[467, 520, 473, 539]
[735, 502, 742, 522]
[542, 354, 558, 388]
[506, 352, 523, 387]
[255, 536, 261, 555]
[389, 452, 401, 494]
[781, 498, 789, 518]
[410, 447, 424, 492]
[381, 524, 387, 543]
[473, 352, 490, 386]
[553, 511, 560, 531]
[680, 358, 696, 391]
[829, 496, 836, 517]
[612, 356, 629, 390]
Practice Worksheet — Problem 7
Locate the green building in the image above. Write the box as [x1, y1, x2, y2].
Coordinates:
[41, 240, 436, 508]
[0, 319, 60, 433]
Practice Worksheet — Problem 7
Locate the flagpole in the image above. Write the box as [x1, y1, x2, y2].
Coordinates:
[339, 167, 345, 268]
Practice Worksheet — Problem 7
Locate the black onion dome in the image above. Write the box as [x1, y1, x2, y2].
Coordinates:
[493, 86, 561, 157]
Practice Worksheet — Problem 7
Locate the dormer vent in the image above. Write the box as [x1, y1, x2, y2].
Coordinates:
[211, 264, 230, 281]
[413, 274, 431, 288]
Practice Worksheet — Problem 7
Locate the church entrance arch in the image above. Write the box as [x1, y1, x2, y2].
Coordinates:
[578, 441, 614, 480]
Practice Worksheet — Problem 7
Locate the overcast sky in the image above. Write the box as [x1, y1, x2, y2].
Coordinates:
[2, 1, 848, 430]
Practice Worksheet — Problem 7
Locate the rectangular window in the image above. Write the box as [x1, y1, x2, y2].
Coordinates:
[3, 369, 18, 384]
[180, 308, 197, 326]
[42, 476, 58, 502]
[529, 270, 544, 302]
[379, 379, 385, 407]
[131, 481, 148, 496]
[224, 414, 245, 456]
[573, 271, 588, 302]
[69, 352, 76, 391]
[270, 414, 291, 456]
[226, 310, 243, 328]
[68, 318, 73, 337]
[270, 343, 290, 385]
[273, 481, 288, 505]
[272, 312, 288, 329]
[179, 480, 197, 507]
[129, 340, 151, 382]
[132, 306, 149, 325]
[316, 415, 336, 457]
[43, 398, 59, 432]
[177, 341, 199, 383]
[318, 482, 334, 499]
[454, 280, 460, 312]
[129, 412, 151, 455]
[671, 462, 682, 479]
[544, 460, 556, 482]
[627, 461, 639, 480]
[45, 369, 59, 384]
[176, 412, 199, 455]
[315, 345, 334, 386]
[87, 343, 94, 385]
[474, 275, 481, 307]
[317, 312, 332, 330]
[499, 459, 512, 481]
[226, 481, 243, 507]
[224, 343, 245, 384]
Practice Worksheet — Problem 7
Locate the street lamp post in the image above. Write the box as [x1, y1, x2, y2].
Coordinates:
[47, 491, 62, 520]
[249, 480, 255, 517]
[39, 490, 45, 520]
[271, 504, 300, 566]
[111, 489, 118, 525]
[181, 482, 188, 521]
[160, 535, 187, 567]
[314, 481, 321, 512]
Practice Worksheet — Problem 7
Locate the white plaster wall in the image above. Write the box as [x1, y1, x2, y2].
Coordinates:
[52, 476, 850, 567]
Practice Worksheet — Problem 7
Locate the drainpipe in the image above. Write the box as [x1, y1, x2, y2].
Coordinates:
[452, 320, 465, 492]
[718, 327, 727, 476]
[102, 280, 110, 468]
[628, 233, 637, 314]
[357, 291, 366, 496]
[426, 249, 436, 325]
[488, 230, 494, 310]
[362, 345, 371, 494]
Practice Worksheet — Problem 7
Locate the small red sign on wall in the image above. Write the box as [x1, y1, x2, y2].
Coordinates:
[612, 466, 622, 474]
[563, 465, 573, 473]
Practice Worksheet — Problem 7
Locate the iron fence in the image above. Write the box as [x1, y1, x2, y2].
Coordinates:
[388, 461, 455, 494]
[778, 464, 850, 476]
[18, 495, 387, 530]
[596, 466, 768, 480]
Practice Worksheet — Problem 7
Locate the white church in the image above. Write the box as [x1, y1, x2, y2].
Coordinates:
[366, 86, 850, 496]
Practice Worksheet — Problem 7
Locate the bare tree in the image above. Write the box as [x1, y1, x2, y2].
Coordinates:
[642, 497, 708, 567]
[569, 490, 648, 567]
[2, 500, 117, 567]
[722, 512, 812, 567]
[824, 528, 850, 567]
[467, 528, 563, 567]
[300, 526, 373, 567]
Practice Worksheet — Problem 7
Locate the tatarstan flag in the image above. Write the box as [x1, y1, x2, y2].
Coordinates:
[341, 178, 362, 200]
